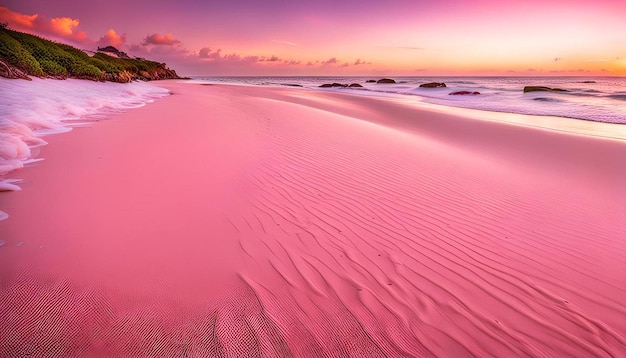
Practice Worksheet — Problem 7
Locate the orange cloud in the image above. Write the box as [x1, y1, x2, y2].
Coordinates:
[0, 6, 88, 44]
[48, 17, 87, 42]
[0, 6, 37, 28]
[49, 17, 79, 35]
[143, 33, 181, 46]
[97, 29, 126, 48]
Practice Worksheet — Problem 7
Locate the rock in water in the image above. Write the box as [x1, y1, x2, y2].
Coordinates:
[376, 78, 396, 84]
[523, 86, 568, 93]
[319, 83, 347, 88]
[420, 82, 447, 88]
[348, 83, 363, 88]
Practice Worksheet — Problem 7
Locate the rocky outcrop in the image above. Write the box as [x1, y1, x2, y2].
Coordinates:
[366, 80, 377, 83]
[103, 70, 135, 83]
[99, 65, 182, 83]
[320, 83, 347, 88]
[420, 82, 446, 88]
[523, 86, 567, 93]
[137, 65, 182, 81]
[449, 91, 480, 95]
[377, 78, 396, 84]
[319, 83, 365, 89]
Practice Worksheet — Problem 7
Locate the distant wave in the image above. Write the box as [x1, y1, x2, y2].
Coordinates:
[533, 97, 562, 102]
[607, 94, 626, 101]
[446, 80, 478, 84]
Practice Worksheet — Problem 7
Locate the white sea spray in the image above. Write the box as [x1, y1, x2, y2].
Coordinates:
[0, 77, 169, 220]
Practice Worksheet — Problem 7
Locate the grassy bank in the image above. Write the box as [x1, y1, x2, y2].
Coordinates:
[0, 25, 182, 82]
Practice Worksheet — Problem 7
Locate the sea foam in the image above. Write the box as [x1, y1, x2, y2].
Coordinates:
[0, 78, 169, 219]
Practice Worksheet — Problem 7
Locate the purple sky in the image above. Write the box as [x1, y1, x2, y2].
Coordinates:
[2, 0, 625, 75]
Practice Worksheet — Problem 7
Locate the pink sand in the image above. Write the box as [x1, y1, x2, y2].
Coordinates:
[1, 82, 625, 356]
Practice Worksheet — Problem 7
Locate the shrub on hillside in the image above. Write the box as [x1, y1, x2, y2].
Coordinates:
[0, 31, 44, 76]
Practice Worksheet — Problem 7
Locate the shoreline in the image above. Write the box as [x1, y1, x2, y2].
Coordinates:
[190, 79, 626, 141]
[1, 81, 624, 356]
[190, 75, 626, 126]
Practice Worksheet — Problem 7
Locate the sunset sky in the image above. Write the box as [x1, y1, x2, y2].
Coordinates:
[2, 1, 625, 76]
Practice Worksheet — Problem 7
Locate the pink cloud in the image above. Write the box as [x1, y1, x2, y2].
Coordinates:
[322, 58, 338, 65]
[262, 55, 280, 62]
[199, 47, 221, 59]
[241, 55, 261, 62]
[197, 48, 285, 65]
[0, 6, 38, 29]
[128, 42, 189, 58]
[143, 33, 181, 46]
[97, 29, 126, 48]
[0, 6, 89, 44]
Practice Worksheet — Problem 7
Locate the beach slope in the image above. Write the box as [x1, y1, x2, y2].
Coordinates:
[1, 82, 624, 356]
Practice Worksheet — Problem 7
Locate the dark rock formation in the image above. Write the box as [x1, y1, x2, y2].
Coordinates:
[523, 86, 568, 93]
[449, 91, 480, 95]
[319, 83, 347, 88]
[319, 83, 364, 88]
[100, 65, 182, 83]
[420, 82, 447, 88]
[377, 78, 396, 84]
[366, 80, 377, 83]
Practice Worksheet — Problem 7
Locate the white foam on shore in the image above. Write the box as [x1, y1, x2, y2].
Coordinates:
[0, 78, 169, 219]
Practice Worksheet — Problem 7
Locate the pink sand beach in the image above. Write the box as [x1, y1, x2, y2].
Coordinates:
[1, 81, 625, 356]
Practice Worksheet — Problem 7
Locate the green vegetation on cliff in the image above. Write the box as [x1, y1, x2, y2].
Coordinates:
[0, 25, 183, 82]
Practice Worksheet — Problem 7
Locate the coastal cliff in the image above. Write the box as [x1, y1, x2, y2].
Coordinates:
[0, 25, 183, 82]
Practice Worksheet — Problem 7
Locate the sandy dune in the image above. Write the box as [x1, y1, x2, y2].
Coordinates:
[1, 82, 624, 357]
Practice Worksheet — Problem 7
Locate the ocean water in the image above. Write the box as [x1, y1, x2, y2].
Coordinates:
[0, 78, 169, 200]
[192, 76, 626, 124]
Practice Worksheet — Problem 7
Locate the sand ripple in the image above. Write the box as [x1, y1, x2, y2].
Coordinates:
[1, 84, 624, 357]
